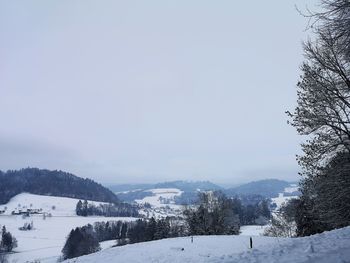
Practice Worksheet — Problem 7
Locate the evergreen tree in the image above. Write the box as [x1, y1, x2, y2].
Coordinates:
[120, 222, 128, 239]
[145, 217, 157, 241]
[62, 225, 100, 260]
[129, 219, 147, 243]
[76, 200, 83, 216]
[115, 221, 122, 239]
[154, 219, 170, 240]
[82, 200, 88, 217]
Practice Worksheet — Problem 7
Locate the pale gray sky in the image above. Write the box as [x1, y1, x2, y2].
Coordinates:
[0, 0, 315, 184]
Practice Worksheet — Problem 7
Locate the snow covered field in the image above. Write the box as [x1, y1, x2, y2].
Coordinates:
[0, 193, 137, 262]
[136, 188, 184, 219]
[54, 226, 350, 263]
[271, 193, 296, 209]
[135, 188, 183, 208]
[240, 225, 267, 236]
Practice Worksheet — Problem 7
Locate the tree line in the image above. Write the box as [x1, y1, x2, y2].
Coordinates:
[62, 217, 185, 260]
[75, 200, 139, 217]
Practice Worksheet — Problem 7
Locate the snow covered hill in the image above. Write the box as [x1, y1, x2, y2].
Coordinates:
[0, 192, 108, 216]
[56, 227, 350, 263]
[0, 193, 138, 262]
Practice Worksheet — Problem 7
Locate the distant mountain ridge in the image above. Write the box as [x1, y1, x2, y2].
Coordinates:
[110, 180, 223, 203]
[109, 180, 223, 193]
[0, 168, 119, 205]
[154, 180, 223, 192]
[111, 179, 296, 203]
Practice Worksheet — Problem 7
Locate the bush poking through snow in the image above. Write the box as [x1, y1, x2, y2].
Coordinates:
[0, 226, 17, 253]
[19, 222, 34, 231]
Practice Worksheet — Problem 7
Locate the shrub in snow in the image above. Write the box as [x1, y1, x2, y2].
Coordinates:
[19, 222, 34, 231]
[0, 226, 18, 252]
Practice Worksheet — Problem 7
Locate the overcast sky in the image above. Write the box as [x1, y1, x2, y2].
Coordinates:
[0, 0, 316, 185]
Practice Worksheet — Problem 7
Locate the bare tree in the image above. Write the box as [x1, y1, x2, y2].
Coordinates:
[288, 0, 350, 235]
[264, 201, 298, 238]
[302, 0, 350, 55]
[287, 27, 350, 175]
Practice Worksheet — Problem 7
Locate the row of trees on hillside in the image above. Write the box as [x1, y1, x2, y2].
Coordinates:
[62, 217, 185, 260]
[75, 200, 139, 217]
[287, 0, 350, 236]
[62, 224, 100, 260]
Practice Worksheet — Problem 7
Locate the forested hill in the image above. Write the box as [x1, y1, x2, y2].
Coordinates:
[0, 168, 119, 205]
[224, 179, 291, 198]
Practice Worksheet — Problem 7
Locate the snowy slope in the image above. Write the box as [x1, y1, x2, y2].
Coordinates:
[271, 193, 296, 209]
[55, 227, 350, 263]
[0, 192, 109, 216]
[136, 188, 184, 219]
[135, 188, 183, 208]
[283, 184, 299, 193]
[0, 193, 138, 262]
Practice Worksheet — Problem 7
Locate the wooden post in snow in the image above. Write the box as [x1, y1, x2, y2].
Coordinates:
[250, 237, 253, 249]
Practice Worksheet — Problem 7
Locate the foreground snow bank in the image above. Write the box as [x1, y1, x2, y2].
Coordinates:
[222, 227, 350, 263]
[57, 227, 350, 263]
